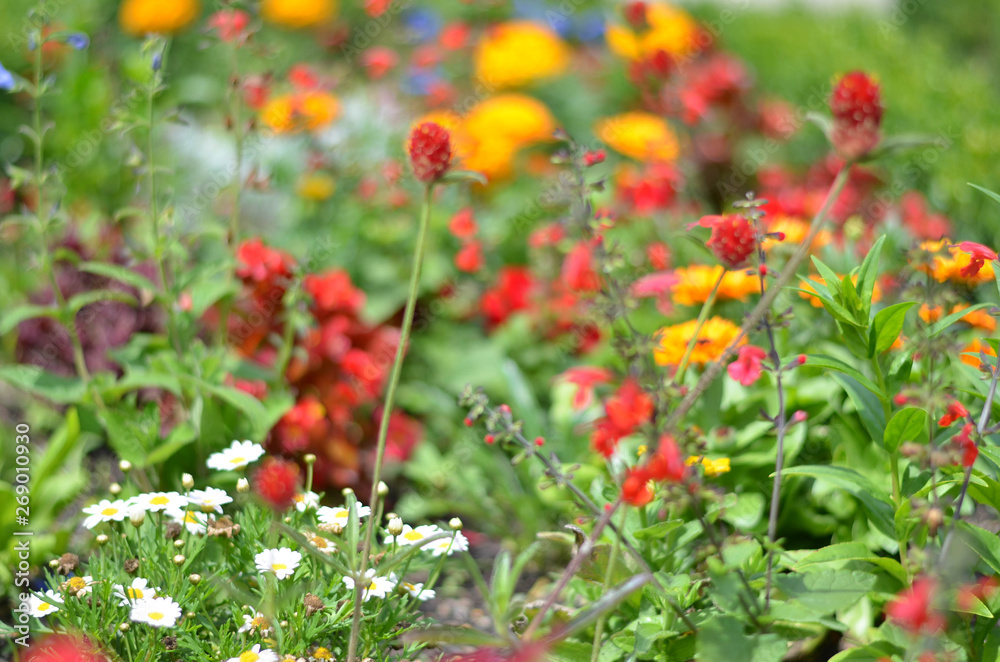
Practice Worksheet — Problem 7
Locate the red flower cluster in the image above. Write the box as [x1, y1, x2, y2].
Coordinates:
[621, 435, 687, 506]
[829, 71, 883, 160]
[449, 208, 483, 273]
[954, 241, 998, 279]
[230, 239, 422, 490]
[591, 379, 653, 458]
[253, 457, 301, 510]
[408, 121, 453, 183]
[617, 163, 681, 216]
[938, 400, 968, 427]
[952, 423, 978, 468]
[704, 214, 757, 269]
[727, 345, 767, 386]
[886, 577, 944, 634]
[24, 635, 105, 662]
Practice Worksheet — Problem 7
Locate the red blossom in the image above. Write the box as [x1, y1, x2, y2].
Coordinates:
[455, 240, 484, 273]
[24, 635, 105, 662]
[481, 267, 535, 327]
[583, 149, 606, 167]
[408, 122, 453, 183]
[288, 64, 320, 91]
[304, 270, 366, 316]
[562, 240, 602, 292]
[604, 379, 653, 434]
[361, 47, 399, 80]
[590, 419, 622, 458]
[957, 576, 999, 612]
[829, 71, 883, 160]
[705, 214, 757, 269]
[448, 207, 478, 238]
[560, 366, 613, 409]
[275, 397, 328, 454]
[954, 241, 998, 279]
[208, 9, 250, 42]
[621, 468, 654, 506]
[440, 22, 470, 50]
[953, 422, 978, 467]
[727, 345, 767, 386]
[643, 435, 687, 483]
[253, 458, 301, 511]
[886, 578, 944, 634]
[365, 0, 393, 17]
[647, 242, 671, 270]
[938, 400, 969, 427]
[528, 223, 565, 248]
[236, 238, 293, 284]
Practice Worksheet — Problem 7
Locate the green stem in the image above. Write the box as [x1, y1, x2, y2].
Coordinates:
[673, 269, 726, 383]
[345, 184, 434, 662]
[591, 507, 627, 662]
[872, 354, 909, 574]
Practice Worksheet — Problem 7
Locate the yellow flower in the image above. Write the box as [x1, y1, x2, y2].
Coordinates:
[762, 215, 832, 253]
[919, 239, 996, 287]
[261, 0, 337, 28]
[671, 265, 759, 306]
[595, 112, 679, 163]
[474, 21, 571, 89]
[685, 456, 731, 477]
[297, 173, 336, 201]
[261, 91, 340, 133]
[119, 0, 200, 35]
[654, 317, 745, 366]
[606, 2, 698, 61]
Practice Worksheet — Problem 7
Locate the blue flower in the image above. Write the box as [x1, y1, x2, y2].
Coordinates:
[574, 13, 606, 43]
[65, 33, 90, 50]
[152, 53, 163, 72]
[403, 8, 441, 42]
[0, 62, 15, 92]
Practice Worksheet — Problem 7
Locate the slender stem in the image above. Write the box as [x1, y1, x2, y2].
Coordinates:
[345, 185, 434, 662]
[764, 341, 786, 608]
[591, 506, 627, 662]
[667, 164, 854, 429]
[673, 269, 725, 384]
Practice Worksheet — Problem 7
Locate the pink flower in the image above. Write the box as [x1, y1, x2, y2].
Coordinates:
[727, 345, 767, 386]
[208, 9, 250, 42]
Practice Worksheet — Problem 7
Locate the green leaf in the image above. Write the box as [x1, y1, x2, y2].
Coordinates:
[811, 256, 843, 299]
[956, 521, 1000, 575]
[33, 408, 81, 486]
[805, 355, 884, 400]
[883, 407, 927, 454]
[0, 365, 86, 404]
[840, 275, 865, 325]
[439, 169, 489, 186]
[781, 465, 894, 537]
[855, 234, 887, 319]
[969, 182, 1000, 208]
[868, 302, 917, 356]
[775, 569, 876, 613]
[184, 378, 273, 439]
[78, 261, 158, 295]
[793, 542, 907, 584]
[634, 519, 684, 541]
[926, 303, 994, 338]
[67, 289, 137, 313]
[145, 422, 197, 465]
[0, 304, 59, 335]
[698, 616, 786, 662]
[832, 374, 887, 446]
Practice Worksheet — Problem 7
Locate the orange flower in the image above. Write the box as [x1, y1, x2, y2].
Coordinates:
[594, 112, 679, 163]
[261, 91, 340, 133]
[919, 239, 996, 287]
[954, 305, 997, 332]
[918, 304, 943, 324]
[798, 274, 882, 308]
[671, 265, 759, 306]
[261, 0, 337, 28]
[762, 215, 832, 253]
[961, 338, 997, 368]
[654, 317, 745, 366]
[606, 2, 698, 61]
[474, 21, 570, 88]
[119, 0, 199, 35]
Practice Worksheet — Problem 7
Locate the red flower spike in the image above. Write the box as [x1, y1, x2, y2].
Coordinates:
[829, 71, 883, 160]
[644, 435, 687, 483]
[939, 400, 969, 427]
[705, 215, 757, 269]
[605, 379, 654, 434]
[886, 578, 944, 634]
[727, 345, 767, 386]
[562, 240, 602, 292]
[253, 458, 301, 511]
[954, 241, 998, 279]
[953, 422, 978, 467]
[408, 122, 453, 183]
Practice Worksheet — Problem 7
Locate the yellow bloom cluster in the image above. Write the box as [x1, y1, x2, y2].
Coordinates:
[261, 91, 341, 134]
[474, 21, 571, 89]
[594, 112, 679, 163]
[685, 456, 731, 477]
[413, 95, 557, 182]
[654, 317, 745, 366]
[261, 0, 337, 28]
[671, 265, 759, 306]
[119, 0, 200, 35]
[606, 2, 699, 61]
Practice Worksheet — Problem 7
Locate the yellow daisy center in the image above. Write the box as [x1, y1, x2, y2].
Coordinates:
[403, 530, 424, 541]
[68, 577, 87, 590]
[252, 615, 269, 628]
[314, 648, 332, 660]
[293, 494, 305, 502]
[272, 563, 287, 571]
[127, 587, 144, 599]
[38, 602, 51, 612]
[311, 537, 329, 549]
[240, 653, 260, 662]
[148, 611, 164, 621]
[150, 496, 169, 506]
[101, 507, 119, 516]
[230, 456, 246, 465]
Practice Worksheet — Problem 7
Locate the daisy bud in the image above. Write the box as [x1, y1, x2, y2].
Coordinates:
[173, 554, 185, 566]
[407, 121, 452, 183]
[181, 473, 194, 490]
[237, 477, 250, 493]
[96, 534, 109, 546]
[342, 487, 354, 497]
[119, 623, 130, 633]
[119, 460, 132, 473]
[48, 559, 59, 569]
[304, 453, 317, 465]
[387, 517, 404, 536]
[189, 574, 202, 585]
[109, 482, 122, 495]
[386, 512, 398, 520]
[174, 539, 185, 548]
[378, 481, 389, 497]
[284, 516, 292, 524]
[449, 517, 463, 531]
[129, 508, 145, 527]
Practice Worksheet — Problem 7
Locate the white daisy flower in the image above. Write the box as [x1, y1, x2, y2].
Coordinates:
[316, 503, 370, 528]
[303, 531, 336, 554]
[130, 596, 181, 628]
[165, 508, 208, 535]
[238, 608, 273, 636]
[81, 499, 130, 529]
[226, 645, 279, 662]
[28, 590, 63, 618]
[113, 578, 159, 606]
[207, 440, 265, 472]
[254, 547, 302, 580]
[293, 491, 321, 512]
[62, 575, 96, 597]
[385, 524, 443, 547]
[343, 570, 396, 601]
[400, 581, 435, 601]
[428, 531, 470, 557]
[129, 492, 189, 514]
[187, 487, 232, 513]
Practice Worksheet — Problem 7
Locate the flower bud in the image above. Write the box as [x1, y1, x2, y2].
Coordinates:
[109, 482, 122, 495]
[129, 508, 145, 527]
[119, 460, 132, 473]
[341, 487, 354, 497]
[304, 453, 317, 465]
[189, 574, 202, 585]
[377, 481, 389, 497]
[237, 478, 250, 493]
[96, 534, 109, 546]
[449, 517, 463, 531]
[173, 554, 185, 566]
[387, 517, 404, 537]
[48, 559, 59, 569]
[174, 539, 185, 548]
[118, 623, 130, 633]
[181, 473, 194, 490]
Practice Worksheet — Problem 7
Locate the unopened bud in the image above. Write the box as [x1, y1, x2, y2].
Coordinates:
[172, 554, 185, 566]
[387, 517, 404, 536]
[174, 539, 185, 548]
[96, 534, 109, 546]
[129, 509, 145, 527]
[792, 410, 808, 423]
[118, 623, 130, 633]
[925, 507, 944, 535]
[189, 574, 202, 585]
[109, 483, 122, 495]
[341, 487, 354, 497]
[304, 453, 317, 465]
[48, 559, 59, 569]
[449, 517, 463, 531]
[377, 481, 389, 497]
[237, 478, 250, 493]
[181, 473, 194, 490]
[119, 460, 132, 473]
